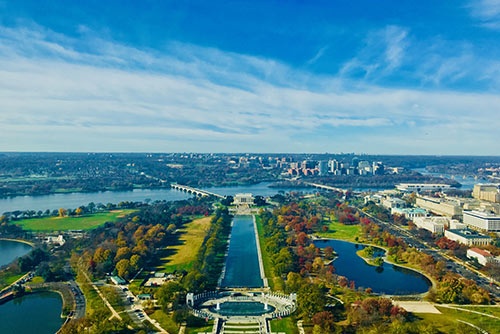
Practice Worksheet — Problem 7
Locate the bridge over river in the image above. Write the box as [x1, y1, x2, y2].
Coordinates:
[170, 184, 225, 198]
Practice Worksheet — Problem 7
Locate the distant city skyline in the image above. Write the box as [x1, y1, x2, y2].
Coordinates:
[1, 1, 500, 154]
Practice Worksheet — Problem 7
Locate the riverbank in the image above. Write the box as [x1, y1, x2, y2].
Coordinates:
[0, 238, 34, 247]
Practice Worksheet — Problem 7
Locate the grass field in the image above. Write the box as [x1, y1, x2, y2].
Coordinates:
[415, 306, 500, 334]
[317, 215, 363, 242]
[457, 305, 500, 318]
[150, 310, 179, 333]
[156, 216, 211, 273]
[270, 317, 299, 334]
[11, 210, 136, 231]
[255, 215, 284, 290]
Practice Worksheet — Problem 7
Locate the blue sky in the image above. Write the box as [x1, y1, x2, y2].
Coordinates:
[1, 0, 500, 154]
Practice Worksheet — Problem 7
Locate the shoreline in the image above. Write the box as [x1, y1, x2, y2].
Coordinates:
[253, 215, 268, 288]
[314, 236, 436, 294]
[0, 237, 35, 247]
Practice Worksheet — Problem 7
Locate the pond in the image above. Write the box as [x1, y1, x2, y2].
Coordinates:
[220, 215, 264, 288]
[314, 239, 431, 295]
[209, 301, 275, 316]
[0, 239, 32, 267]
[0, 292, 63, 334]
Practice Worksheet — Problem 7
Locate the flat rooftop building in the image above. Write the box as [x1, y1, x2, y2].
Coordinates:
[396, 183, 451, 193]
[472, 184, 500, 203]
[413, 216, 447, 234]
[416, 195, 463, 219]
[444, 229, 492, 246]
[391, 207, 427, 219]
[463, 210, 500, 232]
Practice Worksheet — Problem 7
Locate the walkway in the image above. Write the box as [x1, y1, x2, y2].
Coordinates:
[439, 304, 500, 320]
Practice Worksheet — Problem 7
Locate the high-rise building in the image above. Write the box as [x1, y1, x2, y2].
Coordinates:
[318, 161, 328, 176]
[328, 159, 339, 173]
[472, 184, 500, 203]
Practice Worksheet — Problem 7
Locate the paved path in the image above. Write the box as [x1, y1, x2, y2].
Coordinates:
[456, 320, 489, 334]
[297, 320, 305, 334]
[393, 301, 441, 314]
[81, 272, 122, 320]
[0, 271, 32, 294]
[439, 304, 500, 320]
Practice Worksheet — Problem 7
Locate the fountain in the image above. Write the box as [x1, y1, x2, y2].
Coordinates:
[216, 302, 220, 310]
[264, 302, 268, 311]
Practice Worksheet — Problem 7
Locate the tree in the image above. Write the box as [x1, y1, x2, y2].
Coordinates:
[58, 208, 67, 217]
[115, 259, 130, 278]
[253, 195, 267, 206]
[114, 247, 131, 262]
[75, 207, 83, 216]
[312, 311, 334, 332]
[167, 223, 177, 233]
[298, 284, 327, 318]
[130, 254, 142, 272]
[221, 196, 234, 206]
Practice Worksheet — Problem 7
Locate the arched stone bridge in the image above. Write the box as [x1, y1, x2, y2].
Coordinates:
[171, 184, 225, 198]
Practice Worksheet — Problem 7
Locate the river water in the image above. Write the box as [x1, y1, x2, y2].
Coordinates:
[0, 292, 63, 334]
[314, 239, 431, 295]
[220, 215, 264, 288]
[0, 182, 308, 214]
[0, 240, 32, 267]
[413, 168, 489, 190]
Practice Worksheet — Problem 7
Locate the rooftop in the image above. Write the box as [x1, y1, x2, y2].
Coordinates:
[447, 229, 492, 239]
[464, 210, 500, 219]
[468, 248, 493, 257]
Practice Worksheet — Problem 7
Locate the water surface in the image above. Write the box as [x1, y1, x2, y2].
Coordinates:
[221, 215, 263, 288]
[0, 292, 63, 334]
[209, 301, 274, 316]
[0, 182, 305, 214]
[314, 239, 431, 295]
[0, 240, 32, 267]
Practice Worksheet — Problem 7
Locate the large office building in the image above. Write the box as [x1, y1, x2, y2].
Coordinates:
[396, 183, 452, 193]
[463, 210, 500, 232]
[415, 196, 463, 219]
[472, 184, 500, 203]
[382, 197, 406, 210]
[391, 207, 427, 219]
[444, 229, 492, 246]
[413, 216, 447, 234]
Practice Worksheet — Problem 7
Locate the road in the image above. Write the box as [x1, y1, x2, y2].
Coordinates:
[69, 281, 86, 319]
[354, 206, 500, 300]
[114, 283, 169, 333]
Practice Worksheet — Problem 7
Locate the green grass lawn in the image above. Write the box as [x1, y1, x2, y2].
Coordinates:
[150, 310, 179, 333]
[186, 323, 214, 334]
[456, 305, 500, 318]
[317, 215, 363, 242]
[415, 306, 500, 334]
[11, 210, 136, 231]
[255, 215, 285, 290]
[156, 216, 212, 273]
[270, 317, 299, 334]
[4, 274, 24, 286]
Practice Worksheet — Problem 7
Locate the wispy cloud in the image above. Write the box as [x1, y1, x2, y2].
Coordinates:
[0, 23, 499, 154]
[469, 0, 500, 29]
[339, 25, 409, 79]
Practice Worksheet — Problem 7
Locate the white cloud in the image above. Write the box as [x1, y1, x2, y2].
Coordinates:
[469, 0, 500, 29]
[339, 25, 409, 78]
[0, 24, 499, 154]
